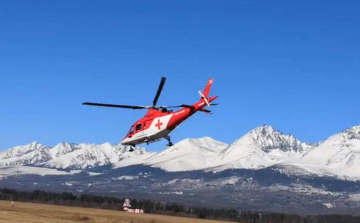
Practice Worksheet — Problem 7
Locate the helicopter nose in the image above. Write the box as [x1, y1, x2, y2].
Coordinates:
[121, 137, 131, 145]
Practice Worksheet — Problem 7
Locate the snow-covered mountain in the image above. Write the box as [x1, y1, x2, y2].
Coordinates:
[214, 125, 315, 170]
[2, 125, 360, 214]
[45, 143, 148, 169]
[1, 124, 360, 180]
[301, 125, 360, 178]
[49, 142, 79, 158]
[0, 142, 148, 169]
[142, 137, 228, 171]
[0, 142, 52, 166]
[0, 166, 81, 180]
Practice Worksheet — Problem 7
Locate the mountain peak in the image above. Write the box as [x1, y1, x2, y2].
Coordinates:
[55, 142, 72, 147]
[324, 124, 360, 142]
[186, 136, 225, 144]
[25, 141, 48, 152]
[51, 142, 78, 158]
[228, 125, 314, 154]
[250, 125, 276, 135]
[342, 124, 360, 140]
[142, 137, 227, 172]
[173, 137, 227, 152]
[100, 142, 113, 147]
[257, 124, 275, 129]
[301, 124, 360, 178]
[29, 141, 42, 147]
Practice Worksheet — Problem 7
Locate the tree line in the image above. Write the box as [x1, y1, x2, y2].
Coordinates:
[1, 188, 359, 223]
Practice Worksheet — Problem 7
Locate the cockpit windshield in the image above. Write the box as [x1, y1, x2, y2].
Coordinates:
[128, 125, 134, 135]
[161, 108, 173, 113]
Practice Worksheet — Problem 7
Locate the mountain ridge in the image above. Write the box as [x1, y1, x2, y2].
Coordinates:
[1, 124, 360, 180]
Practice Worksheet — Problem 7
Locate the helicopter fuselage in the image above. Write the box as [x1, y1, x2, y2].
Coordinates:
[121, 96, 218, 146]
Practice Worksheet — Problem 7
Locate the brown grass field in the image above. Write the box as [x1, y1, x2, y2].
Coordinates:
[0, 200, 231, 223]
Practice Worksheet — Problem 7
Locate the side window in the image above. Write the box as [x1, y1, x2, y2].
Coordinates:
[136, 123, 142, 131]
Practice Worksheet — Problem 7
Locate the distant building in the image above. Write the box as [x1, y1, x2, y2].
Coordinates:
[123, 198, 144, 213]
[123, 198, 131, 211]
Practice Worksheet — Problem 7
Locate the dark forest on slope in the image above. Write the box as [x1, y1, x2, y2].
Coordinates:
[1, 188, 360, 223]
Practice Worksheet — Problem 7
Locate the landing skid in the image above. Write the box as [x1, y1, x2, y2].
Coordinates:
[128, 136, 173, 151]
[145, 138, 161, 145]
[163, 135, 173, 147]
[128, 145, 135, 152]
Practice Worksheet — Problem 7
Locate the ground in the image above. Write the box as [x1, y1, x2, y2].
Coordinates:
[0, 200, 229, 223]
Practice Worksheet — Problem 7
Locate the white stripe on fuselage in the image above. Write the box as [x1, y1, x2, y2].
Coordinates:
[123, 114, 173, 145]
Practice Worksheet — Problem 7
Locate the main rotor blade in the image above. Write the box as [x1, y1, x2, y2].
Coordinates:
[161, 103, 218, 109]
[153, 77, 166, 106]
[83, 102, 146, 109]
[160, 104, 194, 108]
[179, 104, 195, 108]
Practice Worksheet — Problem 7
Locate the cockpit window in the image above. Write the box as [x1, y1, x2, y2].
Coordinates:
[128, 126, 134, 135]
[161, 108, 173, 113]
[136, 123, 142, 131]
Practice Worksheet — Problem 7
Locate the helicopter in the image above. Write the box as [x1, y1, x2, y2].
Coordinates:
[83, 77, 218, 150]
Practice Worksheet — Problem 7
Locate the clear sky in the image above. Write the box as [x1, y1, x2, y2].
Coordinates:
[1, 0, 359, 151]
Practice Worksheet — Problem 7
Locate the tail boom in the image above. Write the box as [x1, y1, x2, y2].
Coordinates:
[166, 79, 218, 130]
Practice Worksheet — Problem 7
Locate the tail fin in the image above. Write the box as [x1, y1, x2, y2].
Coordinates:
[199, 78, 214, 104]
[203, 78, 214, 98]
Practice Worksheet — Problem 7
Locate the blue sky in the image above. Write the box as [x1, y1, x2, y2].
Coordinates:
[1, 1, 359, 151]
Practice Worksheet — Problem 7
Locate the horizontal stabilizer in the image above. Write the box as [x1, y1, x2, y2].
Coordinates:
[200, 108, 212, 115]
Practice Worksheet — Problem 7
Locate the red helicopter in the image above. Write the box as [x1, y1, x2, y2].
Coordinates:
[83, 77, 218, 149]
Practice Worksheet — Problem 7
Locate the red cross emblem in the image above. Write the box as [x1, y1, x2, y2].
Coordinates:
[155, 119, 163, 130]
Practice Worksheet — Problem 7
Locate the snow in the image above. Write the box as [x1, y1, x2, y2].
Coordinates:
[142, 137, 228, 171]
[159, 191, 183, 195]
[0, 142, 53, 166]
[45, 143, 149, 169]
[213, 125, 314, 170]
[348, 193, 360, 202]
[0, 166, 81, 179]
[112, 152, 155, 169]
[168, 179, 180, 184]
[112, 137, 228, 171]
[88, 172, 102, 176]
[268, 183, 340, 196]
[323, 203, 334, 208]
[301, 125, 360, 179]
[111, 176, 139, 180]
[49, 142, 79, 158]
[0, 141, 148, 169]
[2, 124, 360, 181]
[63, 182, 73, 186]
